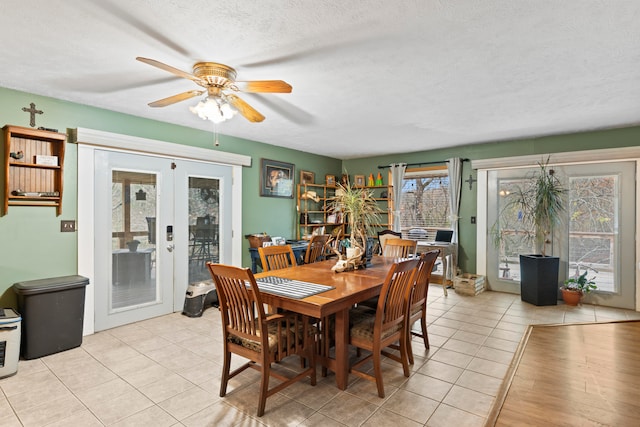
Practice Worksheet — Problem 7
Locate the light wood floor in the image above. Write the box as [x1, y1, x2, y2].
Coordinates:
[487, 320, 640, 426]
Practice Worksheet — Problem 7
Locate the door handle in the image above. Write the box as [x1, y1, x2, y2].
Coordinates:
[167, 244, 175, 252]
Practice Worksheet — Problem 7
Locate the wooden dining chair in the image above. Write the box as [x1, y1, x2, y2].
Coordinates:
[358, 237, 417, 311]
[304, 234, 329, 264]
[206, 263, 316, 417]
[377, 229, 402, 254]
[258, 244, 297, 271]
[406, 249, 440, 364]
[348, 257, 420, 398]
[382, 238, 417, 258]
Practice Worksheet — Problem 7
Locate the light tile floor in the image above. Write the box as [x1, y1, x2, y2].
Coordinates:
[2, 288, 640, 426]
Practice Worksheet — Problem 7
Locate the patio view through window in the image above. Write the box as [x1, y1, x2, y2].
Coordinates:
[400, 169, 451, 232]
[495, 173, 618, 292]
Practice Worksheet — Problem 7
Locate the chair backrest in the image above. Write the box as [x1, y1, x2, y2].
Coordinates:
[194, 215, 215, 241]
[258, 245, 297, 272]
[434, 229, 453, 243]
[374, 258, 420, 337]
[410, 250, 440, 314]
[206, 263, 268, 348]
[304, 234, 329, 264]
[382, 238, 417, 258]
[377, 230, 402, 253]
[146, 217, 156, 244]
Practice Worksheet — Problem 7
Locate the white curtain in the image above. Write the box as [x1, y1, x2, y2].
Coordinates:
[390, 163, 407, 232]
[447, 157, 463, 247]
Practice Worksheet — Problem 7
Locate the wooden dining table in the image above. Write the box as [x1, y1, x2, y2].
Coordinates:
[254, 256, 396, 390]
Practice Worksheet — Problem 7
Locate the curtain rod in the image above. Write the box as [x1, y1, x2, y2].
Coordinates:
[377, 158, 469, 169]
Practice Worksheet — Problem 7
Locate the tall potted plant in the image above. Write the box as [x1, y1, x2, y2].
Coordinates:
[494, 157, 567, 305]
[328, 183, 382, 271]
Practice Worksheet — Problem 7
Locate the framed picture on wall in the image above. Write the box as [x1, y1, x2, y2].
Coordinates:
[260, 158, 294, 198]
[325, 174, 336, 186]
[300, 170, 315, 185]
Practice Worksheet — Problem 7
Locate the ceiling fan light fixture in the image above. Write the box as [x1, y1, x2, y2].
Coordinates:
[189, 96, 237, 124]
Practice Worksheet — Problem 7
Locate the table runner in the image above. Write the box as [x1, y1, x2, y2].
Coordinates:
[254, 276, 334, 299]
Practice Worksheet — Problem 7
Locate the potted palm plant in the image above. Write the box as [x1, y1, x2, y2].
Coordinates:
[494, 157, 567, 305]
[328, 183, 382, 271]
[561, 266, 597, 306]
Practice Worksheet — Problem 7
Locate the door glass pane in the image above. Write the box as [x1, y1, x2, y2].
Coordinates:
[494, 176, 536, 282]
[188, 177, 220, 284]
[568, 174, 617, 293]
[488, 163, 633, 307]
[111, 170, 158, 311]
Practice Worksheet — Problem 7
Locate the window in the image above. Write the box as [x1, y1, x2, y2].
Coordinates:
[400, 167, 450, 231]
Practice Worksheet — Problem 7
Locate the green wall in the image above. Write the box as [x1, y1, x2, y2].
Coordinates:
[0, 87, 341, 307]
[2, 85, 639, 308]
[343, 126, 640, 274]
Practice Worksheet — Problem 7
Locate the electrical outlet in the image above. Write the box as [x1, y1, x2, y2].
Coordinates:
[61, 220, 76, 232]
[470, 216, 476, 224]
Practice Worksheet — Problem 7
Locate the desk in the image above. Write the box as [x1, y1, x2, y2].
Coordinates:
[416, 241, 457, 296]
[248, 242, 309, 273]
[255, 256, 394, 390]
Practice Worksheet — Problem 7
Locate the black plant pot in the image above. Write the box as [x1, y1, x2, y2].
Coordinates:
[519, 254, 560, 306]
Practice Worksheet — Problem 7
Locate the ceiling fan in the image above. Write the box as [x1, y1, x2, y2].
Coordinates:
[136, 57, 292, 123]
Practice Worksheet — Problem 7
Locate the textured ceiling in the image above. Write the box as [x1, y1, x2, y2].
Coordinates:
[1, 0, 639, 159]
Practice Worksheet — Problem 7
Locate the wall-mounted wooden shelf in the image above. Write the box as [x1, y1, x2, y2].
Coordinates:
[296, 182, 394, 240]
[2, 125, 66, 216]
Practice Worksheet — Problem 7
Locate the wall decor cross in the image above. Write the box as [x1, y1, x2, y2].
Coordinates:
[22, 102, 43, 127]
[465, 174, 477, 190]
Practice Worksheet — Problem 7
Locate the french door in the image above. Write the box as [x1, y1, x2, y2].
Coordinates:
[94, 151, 232, 331]
[486, 161, 635, 309]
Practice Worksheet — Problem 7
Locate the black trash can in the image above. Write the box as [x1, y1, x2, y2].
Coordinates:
[13, 275, 89, 360]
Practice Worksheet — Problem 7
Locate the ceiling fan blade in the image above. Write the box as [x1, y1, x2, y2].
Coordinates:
[226, 94, 265, 122]
[148, 90, 204, 107]
[136, 57, 202, 83]
[234, 80, 292, 93]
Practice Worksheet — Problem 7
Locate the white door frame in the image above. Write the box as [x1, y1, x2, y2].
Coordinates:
[473, 147, 640, 312]
[74, 128, 250, 335]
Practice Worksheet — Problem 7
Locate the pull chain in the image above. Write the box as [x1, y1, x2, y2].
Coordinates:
[213, 123, 220, 146]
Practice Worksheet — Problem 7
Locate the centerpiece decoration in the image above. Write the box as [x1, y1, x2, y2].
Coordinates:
[328, 182, 382, 272]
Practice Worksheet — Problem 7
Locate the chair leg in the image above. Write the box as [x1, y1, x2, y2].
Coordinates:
[406, 327, 415, 365]
[306, 323, 317, 386]
[420, 313, 429, 349]
[257, 362, 270, 417]
[372, 350, 385, 398]
[399, 338, 410, 377]
[320, 316, 333, 377]
[220, 346, 232, 397]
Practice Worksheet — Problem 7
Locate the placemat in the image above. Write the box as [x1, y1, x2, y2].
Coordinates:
[254, 276, 334, 299]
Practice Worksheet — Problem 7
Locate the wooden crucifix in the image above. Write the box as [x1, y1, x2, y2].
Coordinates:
[22, 102, 43, 127]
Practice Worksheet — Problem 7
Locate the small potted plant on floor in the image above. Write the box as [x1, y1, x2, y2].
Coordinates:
[561, 267, 597, 306]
